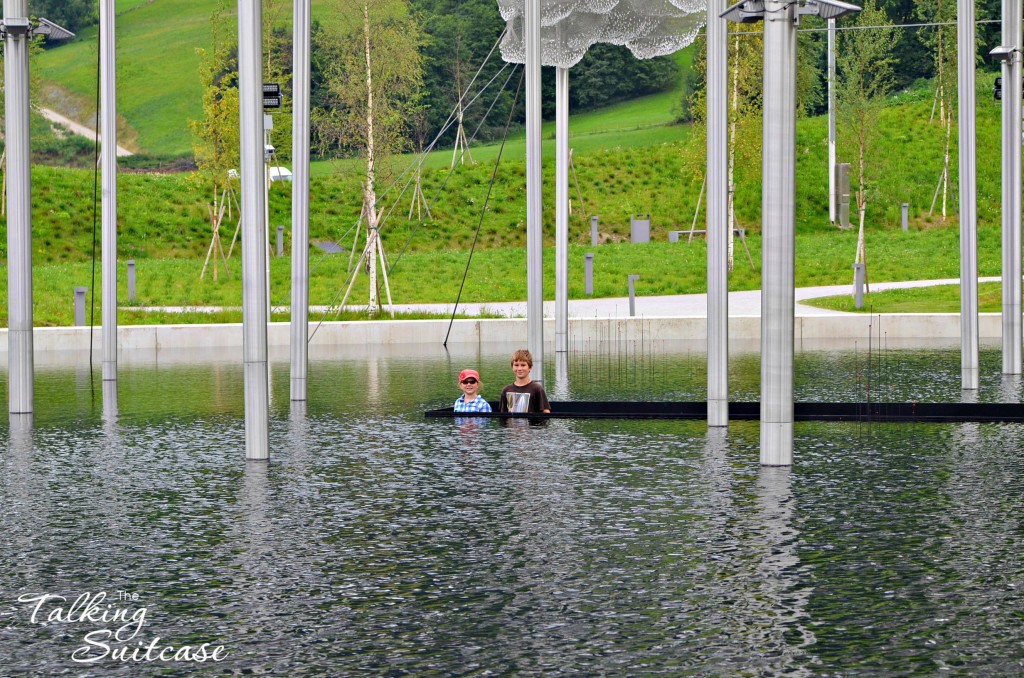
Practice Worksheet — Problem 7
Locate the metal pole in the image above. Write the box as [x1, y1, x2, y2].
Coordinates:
[760, 0, 797, 466]
[828, 18, 836, 224]
[525, 0, 544, 382]
[707, 0, 729, 427]
[1001, 0, 1022, 375]
[853, 263, 865, 309]
[100, 0, 117, 382]
[277, 225, 284, 257]
[590, 215, 599, 245]
[74, 287, 87, 326]
[628, 274, 639, 317]
[238, 0, 269, 460]
[901, 202, 909, 232]
[958, 0, 979, 389]
[4, 0, 33, 414]
[556, 67, 569, 354]
[584, 253, 594, 295]
[127, 259, 136, 302]
[290, 0, 311, 402]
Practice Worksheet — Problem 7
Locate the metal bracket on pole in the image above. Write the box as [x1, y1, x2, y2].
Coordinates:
[0, 17, 74, 40]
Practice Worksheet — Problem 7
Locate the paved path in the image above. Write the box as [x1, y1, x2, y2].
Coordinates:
[130, 277, 1001, 317]
[376, 277, 1000, 318]
[39, 107, 134, 156]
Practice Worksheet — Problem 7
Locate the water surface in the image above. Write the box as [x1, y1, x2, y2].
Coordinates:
[0, 343, 1021, 675]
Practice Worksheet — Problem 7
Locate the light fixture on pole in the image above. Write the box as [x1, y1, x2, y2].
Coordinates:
[721, 0, 859, 466]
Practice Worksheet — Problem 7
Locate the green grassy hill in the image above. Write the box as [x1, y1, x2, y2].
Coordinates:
[17, 4, 1012, 325]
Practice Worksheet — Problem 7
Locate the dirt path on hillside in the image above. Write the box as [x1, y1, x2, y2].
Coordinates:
[39, 107, 134, 156]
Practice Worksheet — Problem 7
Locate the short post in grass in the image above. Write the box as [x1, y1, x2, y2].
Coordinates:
[628, 274, 640, 317]
[591, 215, 599, 246]
[127, 260, 136, 303]
[585, 253, 594, 296]
[630, 214, 650, 243]
[74, 287, 87, 326]
[277, 225, 284, 257]
[853, 263, 865, 310]
[901, 203, 909, 232]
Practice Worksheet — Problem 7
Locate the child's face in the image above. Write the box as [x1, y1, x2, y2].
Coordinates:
[459, 376, 481, 398]
[511, 360, 532, 381]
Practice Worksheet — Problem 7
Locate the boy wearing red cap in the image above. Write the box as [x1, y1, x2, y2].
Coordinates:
[453, 369, 492, 413]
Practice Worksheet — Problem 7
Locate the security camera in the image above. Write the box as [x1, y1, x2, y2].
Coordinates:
[264, 144, 275, 163]
[991, 46, 1018, 63]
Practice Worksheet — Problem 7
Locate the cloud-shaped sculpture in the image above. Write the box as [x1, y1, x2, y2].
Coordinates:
[497, 0, 705, 68]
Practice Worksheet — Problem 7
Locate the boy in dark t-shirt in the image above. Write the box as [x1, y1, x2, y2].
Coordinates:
[498, 349, 551, 413]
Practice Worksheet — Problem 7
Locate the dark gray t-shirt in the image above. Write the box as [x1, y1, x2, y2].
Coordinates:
[498, 381, 550, 413]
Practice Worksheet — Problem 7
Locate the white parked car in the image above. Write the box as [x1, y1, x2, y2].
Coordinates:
[269, 166, 292, 183]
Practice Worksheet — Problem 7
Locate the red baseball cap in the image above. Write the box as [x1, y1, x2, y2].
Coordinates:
[458, 369, 480, 382]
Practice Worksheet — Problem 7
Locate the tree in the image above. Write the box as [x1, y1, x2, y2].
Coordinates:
[413, 0, 510, 146]
[314, 0, 425, 315]
[191, 3, 239, 197]
[836, 0, 900, 285]
[28, 0, 96, 35]
[190, 2, 239, 279]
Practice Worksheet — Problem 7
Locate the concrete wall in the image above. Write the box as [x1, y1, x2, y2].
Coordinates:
[0, 314, 1004, 353]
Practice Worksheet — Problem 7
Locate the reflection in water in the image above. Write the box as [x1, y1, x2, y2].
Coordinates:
[755, 467, 816, 674]
[102, 379, 118, 426]
[553, 351, 569, 400]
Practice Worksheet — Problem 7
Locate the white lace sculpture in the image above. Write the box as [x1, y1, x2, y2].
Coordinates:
[497, 0, 705, 68]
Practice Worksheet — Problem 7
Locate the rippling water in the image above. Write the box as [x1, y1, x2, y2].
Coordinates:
[0, 343, 1022, 676]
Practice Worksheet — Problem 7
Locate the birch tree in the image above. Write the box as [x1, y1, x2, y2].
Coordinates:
[313, 0, 425, 314]
[915, 0, 956, 222]
[836, 0, 900, 284]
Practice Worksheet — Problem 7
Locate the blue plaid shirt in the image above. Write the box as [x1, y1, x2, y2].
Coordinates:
[454, 395, 492, 413]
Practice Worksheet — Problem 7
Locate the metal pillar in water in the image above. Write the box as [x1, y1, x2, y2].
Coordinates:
[525, 0, 544, 382]
[706, 0, 729, 427]
[760, 0, 797, 466]
[1000, 0, 1022, 375]
[528, 0, 544, 385]
[238, 0, 269, 459]
[556, 66, 569, 354]
[958, 0, 979, 390]
[290, 0, 311, 402]
[101, 0, 118, 382]
[4, 0, 33, 414]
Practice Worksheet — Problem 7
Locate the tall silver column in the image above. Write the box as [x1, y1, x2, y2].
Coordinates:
[555, 67, 569, 354]
[958, 0, 979, 389]
[238, 0, 269, 459]
[525, 0, 544, 381]
[290, 0, 311, 401]
[827, 19, 836, 224]
[760, 1, 797, 466]
[707, 0, 728, 426]
[4, 0, 33, 414]
[101, 0, 118, 381]
[1000, 0, 1022, 375]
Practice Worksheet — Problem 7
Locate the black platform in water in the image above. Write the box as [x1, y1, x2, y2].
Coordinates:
[425, 401, 1024, 423]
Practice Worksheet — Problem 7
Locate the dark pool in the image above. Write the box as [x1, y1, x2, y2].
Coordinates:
[0, 342, 1021, 675]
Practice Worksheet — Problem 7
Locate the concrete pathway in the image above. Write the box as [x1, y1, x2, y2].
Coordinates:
[365, 277, 1001, 318]
[129, 277, 1001, 318]
[39, 107, 134, 157]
